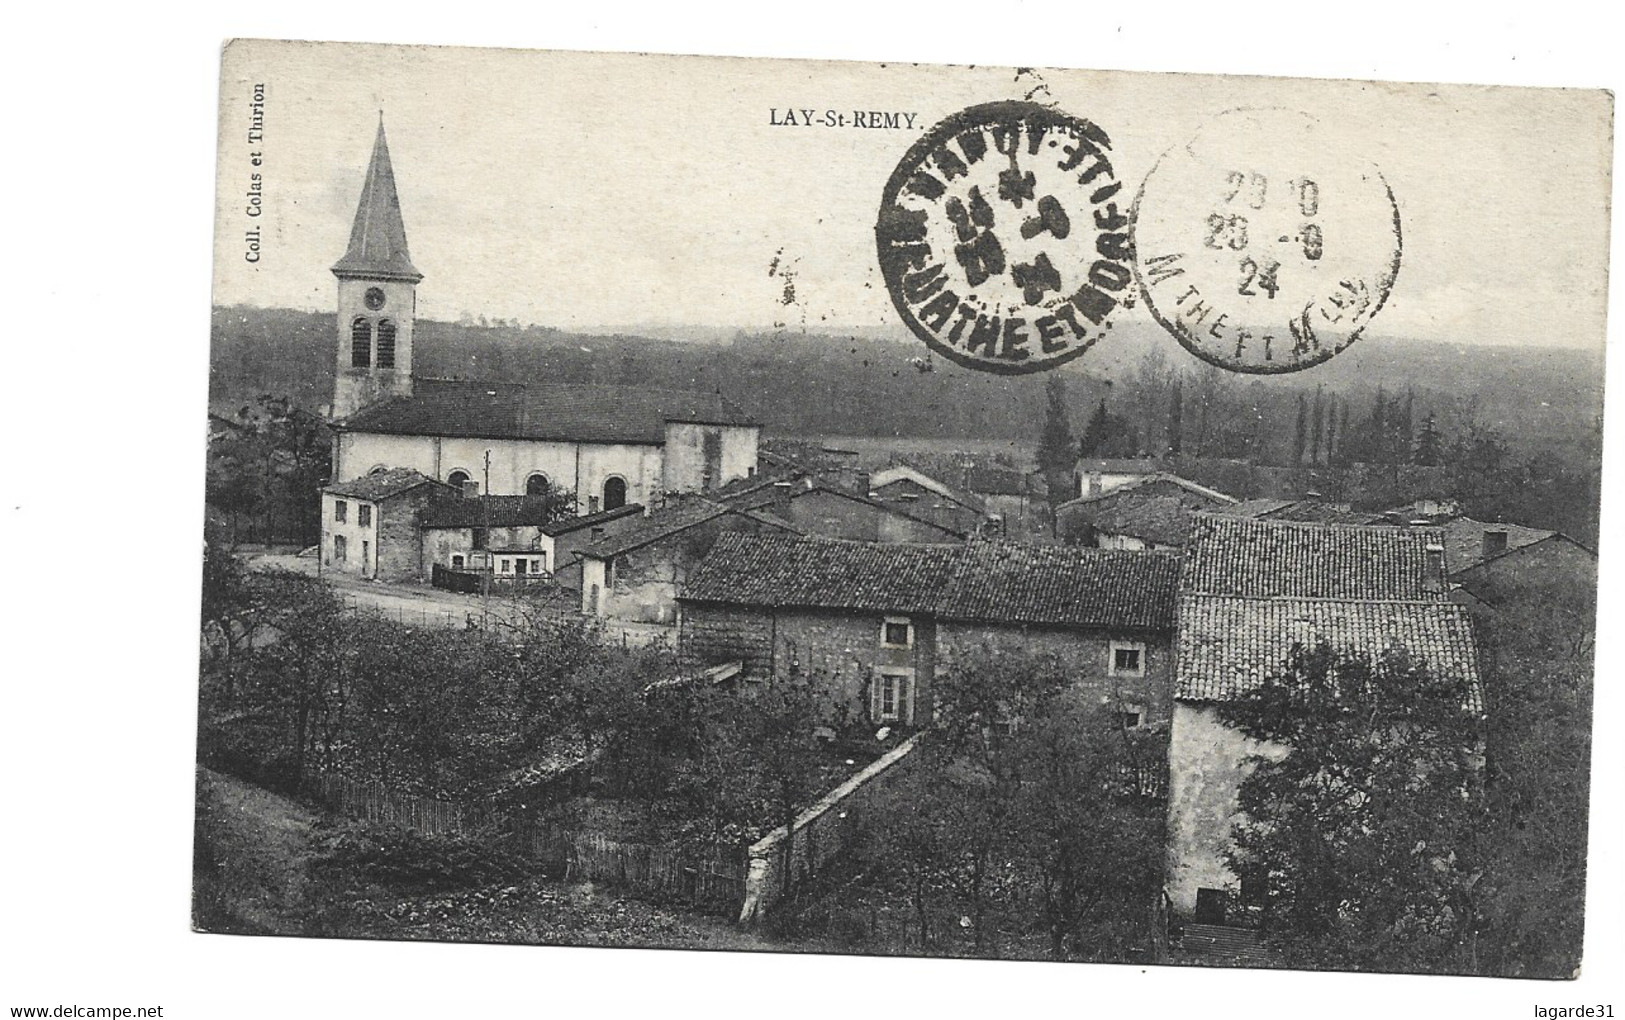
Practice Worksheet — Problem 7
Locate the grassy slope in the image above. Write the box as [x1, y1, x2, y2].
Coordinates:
[191, 767, 785, 952]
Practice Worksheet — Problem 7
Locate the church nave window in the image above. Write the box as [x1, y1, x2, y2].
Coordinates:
[526, 473, 551, 496]
[376, 319, 397, 368]
[603, 476, 628, 511]
[350, 317, 372, 368]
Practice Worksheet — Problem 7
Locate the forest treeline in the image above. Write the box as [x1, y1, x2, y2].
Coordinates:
[209, 306, 1604, 541]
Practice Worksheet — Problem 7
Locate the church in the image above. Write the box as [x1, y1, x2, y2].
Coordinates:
[327, 118, 761, 513]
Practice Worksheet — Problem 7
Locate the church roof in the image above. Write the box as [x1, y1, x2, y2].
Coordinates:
[332, 118, 422, 283]
[336, 380, 757, 443]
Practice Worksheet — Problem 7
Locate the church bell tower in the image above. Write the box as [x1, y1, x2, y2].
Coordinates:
[331, 115, 422, 420]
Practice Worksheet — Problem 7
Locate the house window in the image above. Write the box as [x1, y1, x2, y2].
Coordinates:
[881, 616, 913, 649]
[603, 476, 628, 511]
[499, 558, 511, 573]
[1116, 709, 1143, 729]
[451, 554, 465, 569]
[334, 500, 348, 523]
[532, 556, 546, 574]
[376, 319, 397, 368]
[1109, 640, 1146, 677]
[358, 505, 372, 527]
[515, 558, 527, 575]
[350, 317, 371, 367]
[871, 668, 914, 724]
[333, 534, 347, 562]
[526, 473, 551, 496]
[471, 527, 488, 550]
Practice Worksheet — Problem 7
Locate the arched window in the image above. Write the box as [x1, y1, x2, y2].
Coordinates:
[446, 469, 471, 492]
[525, 473, 551, 496]
[350, 317, 372, 367]
[376, 319, 397, 368]
[369, 465, 389, 475]
[602, 476, 627, 511]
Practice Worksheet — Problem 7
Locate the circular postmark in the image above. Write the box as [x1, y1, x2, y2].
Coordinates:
[1130, 108, 1402, 373]
[876, 101, 1131, 375]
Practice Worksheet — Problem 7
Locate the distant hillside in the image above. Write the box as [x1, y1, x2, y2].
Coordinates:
[209, 306, 1604, 468]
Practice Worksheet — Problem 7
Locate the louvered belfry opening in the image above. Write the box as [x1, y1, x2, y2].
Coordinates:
[350, 316, 372, 367]
[376, 319, 397, 368]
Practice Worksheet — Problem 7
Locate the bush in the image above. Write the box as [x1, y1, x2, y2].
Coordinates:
[309, 822, 529, 894]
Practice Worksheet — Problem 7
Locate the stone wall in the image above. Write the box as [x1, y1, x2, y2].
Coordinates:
[739, 734, 923, 923]
[937, 622, 1175, 724]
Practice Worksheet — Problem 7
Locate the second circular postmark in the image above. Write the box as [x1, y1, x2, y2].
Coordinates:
[875, 101, 1132, 375]
[1130, 108, 1402, 373]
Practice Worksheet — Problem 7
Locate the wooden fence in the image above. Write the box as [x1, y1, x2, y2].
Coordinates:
[307, 772, 746, 914]
[528, 826, 746, 913]
[306, 774, 492, 837]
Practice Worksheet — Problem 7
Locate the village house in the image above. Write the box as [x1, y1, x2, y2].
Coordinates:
[1165, 514, 1483, 930]
[678, 534, 1181, 730]
[866, 464, 987, 536]
[577, 497, 801, 623]
[325, 119, 760, 506]
[714, 471, 971, 542]
[1057, 473, 1237, 550]
[963, 465, 1043, 532]
[418, 498, 644, 587]
[1074, 457, 1166, 499]
[320, 468, 455, 582]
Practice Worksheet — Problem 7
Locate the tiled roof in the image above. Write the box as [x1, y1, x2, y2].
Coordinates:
[337, 380, 756, 442]
[682, 534, 1180, 630]
[869, 465, 985, 512]
[418, 497, 642, 531]
[1060, 472, 1236, 510]
[1176, 594, 1482, 712]
[323, 467, 446, 501]
[580, 497, 797, 559]
[720, 478, 971, 539]
[1437, 516, 1556, 574]
[1215, 498, 1383, 525]
[1183, 515, 1448, 601]
[1078, 458, 1164, 474]
[1087, 495, 1203, 546]
[940, 542, 1180, 629]
[1059, 476, 1237, 546]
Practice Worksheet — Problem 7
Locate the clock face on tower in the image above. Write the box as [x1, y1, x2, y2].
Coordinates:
[364, 287, 386, 311]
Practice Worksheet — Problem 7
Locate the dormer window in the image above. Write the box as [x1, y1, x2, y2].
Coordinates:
[1482, 530, 1509, 559]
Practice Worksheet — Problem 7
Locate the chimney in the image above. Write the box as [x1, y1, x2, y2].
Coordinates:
[1424, 543, 1447, 592]
[461, 480, 480, 499]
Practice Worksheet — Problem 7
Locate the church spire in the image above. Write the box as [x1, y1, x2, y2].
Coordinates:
[332, 116, 422, 282]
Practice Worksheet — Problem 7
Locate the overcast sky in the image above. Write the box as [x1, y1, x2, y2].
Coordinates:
[213, 40, 1612, 349]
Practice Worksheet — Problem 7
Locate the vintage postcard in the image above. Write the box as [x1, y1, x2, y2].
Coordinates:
[198, 39, 1610, 981]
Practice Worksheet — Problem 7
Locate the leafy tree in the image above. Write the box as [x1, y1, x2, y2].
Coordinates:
[1413, 412, 1444, 466]
[1293, 393, 1308, 465]
[1167, 376, 1184, 456]
[1035, 373, 1076, 515]
[1077, 399, 1139, 459]
[1218, 644, 1486, 973]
